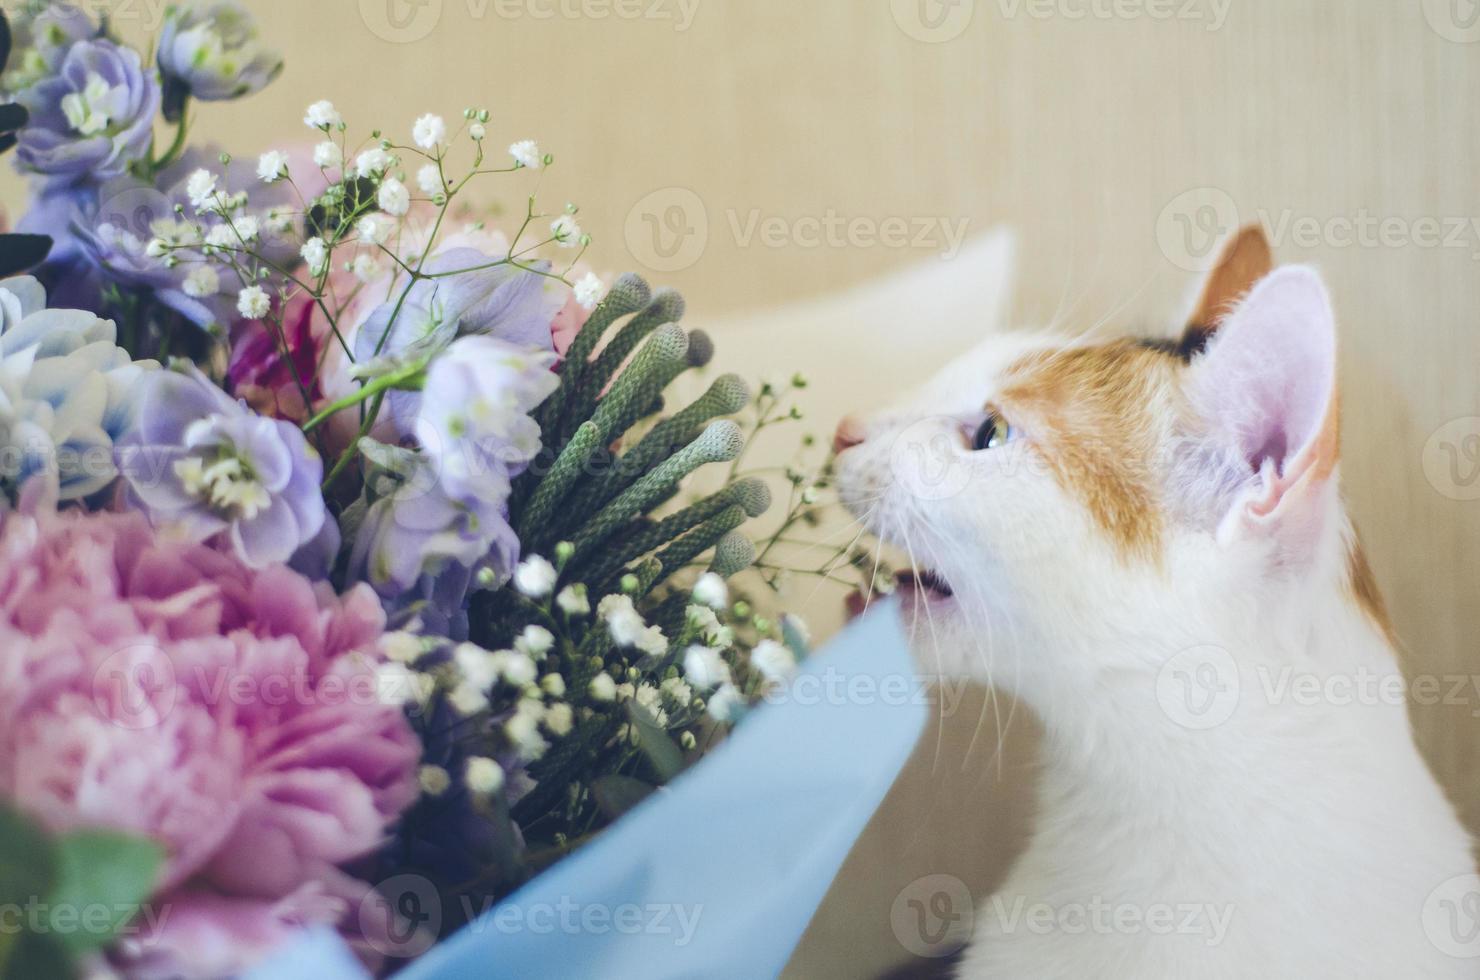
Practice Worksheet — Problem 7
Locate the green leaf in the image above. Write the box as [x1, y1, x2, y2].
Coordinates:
[624, 701, 684, 781]
[4, 932, 73, 980]
[45, 831, 163, 956]
[591, 775, 657, 821]
[0, 805, 57, 977]
[0, 806, 57, 914]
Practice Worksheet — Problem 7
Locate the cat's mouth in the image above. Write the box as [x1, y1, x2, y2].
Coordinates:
[896, 568, 955, 599]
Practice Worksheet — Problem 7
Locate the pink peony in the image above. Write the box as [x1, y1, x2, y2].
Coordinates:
[0, 488, 420, 977]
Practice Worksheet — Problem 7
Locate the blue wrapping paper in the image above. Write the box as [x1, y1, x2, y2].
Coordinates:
[247, 601, 923, 980]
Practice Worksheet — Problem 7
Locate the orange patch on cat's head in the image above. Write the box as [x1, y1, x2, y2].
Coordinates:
[998, 340, 1181, 563]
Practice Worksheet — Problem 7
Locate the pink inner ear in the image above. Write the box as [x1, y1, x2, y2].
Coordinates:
[1191, 266, 1337, 480]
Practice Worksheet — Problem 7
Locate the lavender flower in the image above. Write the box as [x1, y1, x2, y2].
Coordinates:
[2, 4, 100, 93]
[0, 275, 156, 500]
[14, 37, 160, 186]
[347, 454, 519, 599]
[348, 335, 558, 608]
[353, 248, 561, 438]
[352, 250, 560, 362]
[116, 364, 327, 567]
[415, 335, 559, 498]
[156, 1, 283, 119]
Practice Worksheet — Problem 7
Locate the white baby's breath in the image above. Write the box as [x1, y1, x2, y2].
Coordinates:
[356, 213, 392, 245]
[541, 673, 567, 697]
[550, 214, 581, 247]
[312, 140, 342, 168]
[464, 756, 504, 795]
[492, 650, 538, 688]
[417, 163, 442, 195]
[556, 584, 590, 616]
[181, 264, 219, 298]
[683, 645, 730, 691]
[573, 272, 604, 310]
[382, 632, 423, 663]
[509, 139, 541, 169]
[354, 147, 392, 178]
[692, 572, 728, 610]
[543, 703, 574, 737]
[303, 99, 341, 130]
[515, 624, 555, 658]
[377, 177, 410, 216]
[660, 676, 692, 706]
[418, 764, 451, 796]
[469, 121, 486, 140]
[236, 285, 270, 319]
[300, 236, 328, 276]
[453, 642, 499, 690]
[256, 150, 289, 183]
[186, 168, 217, 211]
[589, 671, 617, 701]
[706, 683, 744, 723]
[412, 113, 446, 149]
[750, 639, 797, 684]
[448, 681, 489, 716]
[514, 556, 557, 598]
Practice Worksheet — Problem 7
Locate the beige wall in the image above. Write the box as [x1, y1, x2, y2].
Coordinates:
[6, 1, 1480, 976]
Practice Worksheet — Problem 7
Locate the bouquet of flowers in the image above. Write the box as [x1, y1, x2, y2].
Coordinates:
[0, 4, 869, 977]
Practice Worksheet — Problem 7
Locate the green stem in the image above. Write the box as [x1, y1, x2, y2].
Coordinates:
[301, 358, 427, 434]
[151, 110, 190, 175]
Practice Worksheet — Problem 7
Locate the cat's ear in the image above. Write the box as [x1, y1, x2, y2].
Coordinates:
[1188, 266, 1339, 549]
[1180, 225, 1274, 355]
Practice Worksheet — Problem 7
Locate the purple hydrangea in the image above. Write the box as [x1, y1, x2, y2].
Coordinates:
[156, 1, 283, 117]
[14, 37, 161, 187]
[115, 364, 328, 568]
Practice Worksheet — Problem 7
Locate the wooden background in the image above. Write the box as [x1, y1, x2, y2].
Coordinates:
[5, 1, 1478, 975]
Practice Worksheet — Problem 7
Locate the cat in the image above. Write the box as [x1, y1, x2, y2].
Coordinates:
[833, 226, 1476, 979]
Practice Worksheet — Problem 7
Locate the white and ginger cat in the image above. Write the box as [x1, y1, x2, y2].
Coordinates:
[834, 227, 1475, 979]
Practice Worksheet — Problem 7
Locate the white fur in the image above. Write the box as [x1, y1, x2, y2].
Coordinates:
[836, 272, 1474, 978]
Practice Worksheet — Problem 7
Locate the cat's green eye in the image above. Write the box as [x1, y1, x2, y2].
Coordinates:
[971, 412, 1013, 451]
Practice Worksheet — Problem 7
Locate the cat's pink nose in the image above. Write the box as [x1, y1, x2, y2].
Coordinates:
[833, 415, 867, 455]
